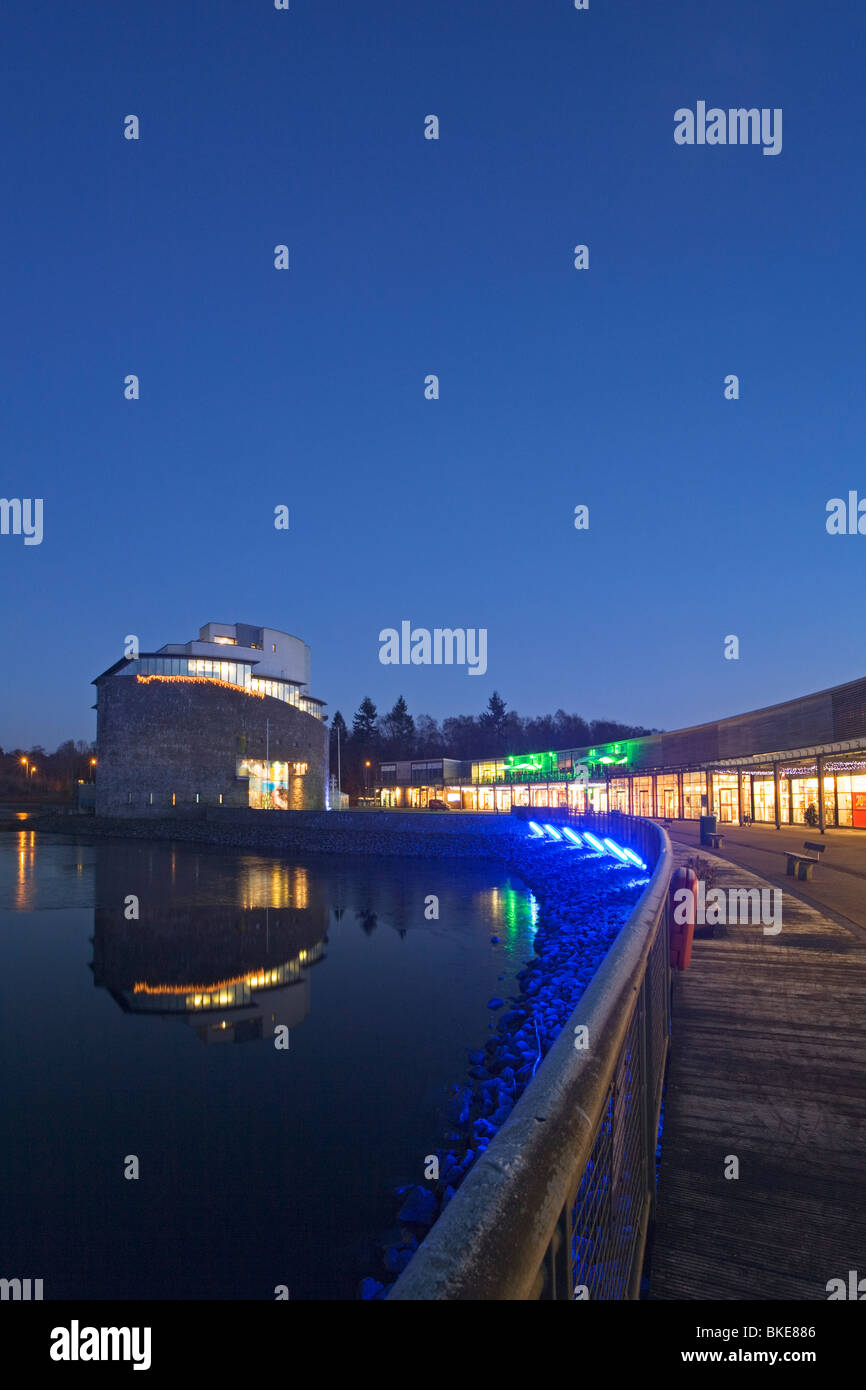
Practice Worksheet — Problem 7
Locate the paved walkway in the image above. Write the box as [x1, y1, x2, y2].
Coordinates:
[661, 819, 866, 934]
[649, 839, 866, 1300]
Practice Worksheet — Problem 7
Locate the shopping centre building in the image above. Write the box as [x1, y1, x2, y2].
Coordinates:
[376, 675, 866, 831]
[93, 621, 329, 816]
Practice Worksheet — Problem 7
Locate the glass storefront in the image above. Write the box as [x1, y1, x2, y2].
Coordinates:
[680, 772, 703, 819]
[631, 776, 653, 817]
[237, 758, 307, 810]
[377, 763, 866, 824]
[791, 777, 818, 825]
[822, 773, 866, 826]
[713, 772, 740, 823]
[741, 774, 752, 820]
[609, 778, 629, 813]
[656, 774, 679, 819]
[751, 777, 774, 821]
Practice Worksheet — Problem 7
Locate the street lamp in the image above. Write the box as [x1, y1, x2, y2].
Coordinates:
[365, 760, 371, 802]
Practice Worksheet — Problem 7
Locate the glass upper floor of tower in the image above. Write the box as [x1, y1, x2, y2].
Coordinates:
[118, 655, 325, 719]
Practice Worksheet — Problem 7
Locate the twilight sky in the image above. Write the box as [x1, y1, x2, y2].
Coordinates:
[1, 0, 865, 749]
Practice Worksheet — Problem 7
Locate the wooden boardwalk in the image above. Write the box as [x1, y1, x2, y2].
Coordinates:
[649, 843, 866, 1300]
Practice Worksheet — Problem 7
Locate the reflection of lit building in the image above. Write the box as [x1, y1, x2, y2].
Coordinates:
[93, 622, 328, 816]
[119, 944, 324, 1045]
[377, 677, 866, 830]
[13, 829, 37, 911]
[91, 842, 328, 1045]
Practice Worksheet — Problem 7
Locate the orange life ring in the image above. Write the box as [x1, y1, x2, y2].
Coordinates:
[669, 866, 697, 970]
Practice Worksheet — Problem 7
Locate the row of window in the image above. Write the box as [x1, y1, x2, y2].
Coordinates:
[380, 762, 444, 786]
[130, 793, 226, 806]
[380, 772, 866, 826]
[130, 949, 327, 1014]
[237, 759, 309, 779]
[137, 656, 255, 684]
[130, 657, 324, 720]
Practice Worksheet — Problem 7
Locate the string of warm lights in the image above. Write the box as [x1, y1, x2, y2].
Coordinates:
[136, 674, 265, 698]
[132, 959, 307, 996]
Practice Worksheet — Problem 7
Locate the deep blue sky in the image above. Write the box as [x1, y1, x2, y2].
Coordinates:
[2, 0, 864, 750]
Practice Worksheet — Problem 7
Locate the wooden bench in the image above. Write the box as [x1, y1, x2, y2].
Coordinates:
[803, 840, 827, 856]
[786, 851, 820, 880]
[705, 832, 725, 850]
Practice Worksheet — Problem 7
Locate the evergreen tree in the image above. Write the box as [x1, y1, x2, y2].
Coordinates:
[352, 696, 379, 744]
[479, 691, 509, 753]
[349, 697, 379, 802]
[381, 695, 415, 756]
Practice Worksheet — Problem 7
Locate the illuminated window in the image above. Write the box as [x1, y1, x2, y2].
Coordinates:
[213, 636, 237, 645]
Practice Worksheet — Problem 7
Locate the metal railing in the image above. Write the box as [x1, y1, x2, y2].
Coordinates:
[389, 813, 672, 1301]
[517, 806, 663, 871]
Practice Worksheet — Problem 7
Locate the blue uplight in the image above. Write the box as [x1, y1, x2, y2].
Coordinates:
[583, 832, 605, 853]
[543, 824, 563, 841]
[603, 837, 630, 862]
[528, 821, 545, 838]
[562, 827, 583, 846]
[621, 847, 647, 870]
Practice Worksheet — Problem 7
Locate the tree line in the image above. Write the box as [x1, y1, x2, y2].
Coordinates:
[0, 740, 97, 801]
[329, 692, 658, 799]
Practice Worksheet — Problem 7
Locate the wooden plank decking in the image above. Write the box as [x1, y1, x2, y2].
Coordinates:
[649, 843, 866, 1300]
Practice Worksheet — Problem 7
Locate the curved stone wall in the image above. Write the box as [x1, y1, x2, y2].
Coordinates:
[95, 676, 328, 816]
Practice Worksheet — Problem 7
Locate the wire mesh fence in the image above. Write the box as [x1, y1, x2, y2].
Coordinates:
[390, 814, 672, 1302]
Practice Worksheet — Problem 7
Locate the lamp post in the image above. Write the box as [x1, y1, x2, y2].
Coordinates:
[365, 760, 371, 803]
[336, 722, 341, 803]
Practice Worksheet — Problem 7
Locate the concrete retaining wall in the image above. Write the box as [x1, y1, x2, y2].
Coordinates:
[38, 807, 529, 861]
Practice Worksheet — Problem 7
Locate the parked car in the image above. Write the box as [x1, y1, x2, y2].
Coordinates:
[427, 798, 449, 810]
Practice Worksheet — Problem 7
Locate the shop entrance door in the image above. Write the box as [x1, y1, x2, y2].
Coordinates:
[718, 788, 736, 822]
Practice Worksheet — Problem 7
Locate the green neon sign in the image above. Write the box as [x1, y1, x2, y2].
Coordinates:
[504, 750, 558, 778]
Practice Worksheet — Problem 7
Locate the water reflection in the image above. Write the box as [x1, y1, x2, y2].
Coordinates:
[91, 842, 328, 1046]
[0, 831, 540, 1298]
[15, 829, 37, 910]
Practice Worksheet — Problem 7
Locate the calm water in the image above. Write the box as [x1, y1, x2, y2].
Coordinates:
[0, 830, 538, 1300]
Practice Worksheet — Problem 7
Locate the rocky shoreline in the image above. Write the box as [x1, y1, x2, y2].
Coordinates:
[362, 834, 650, 1299]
